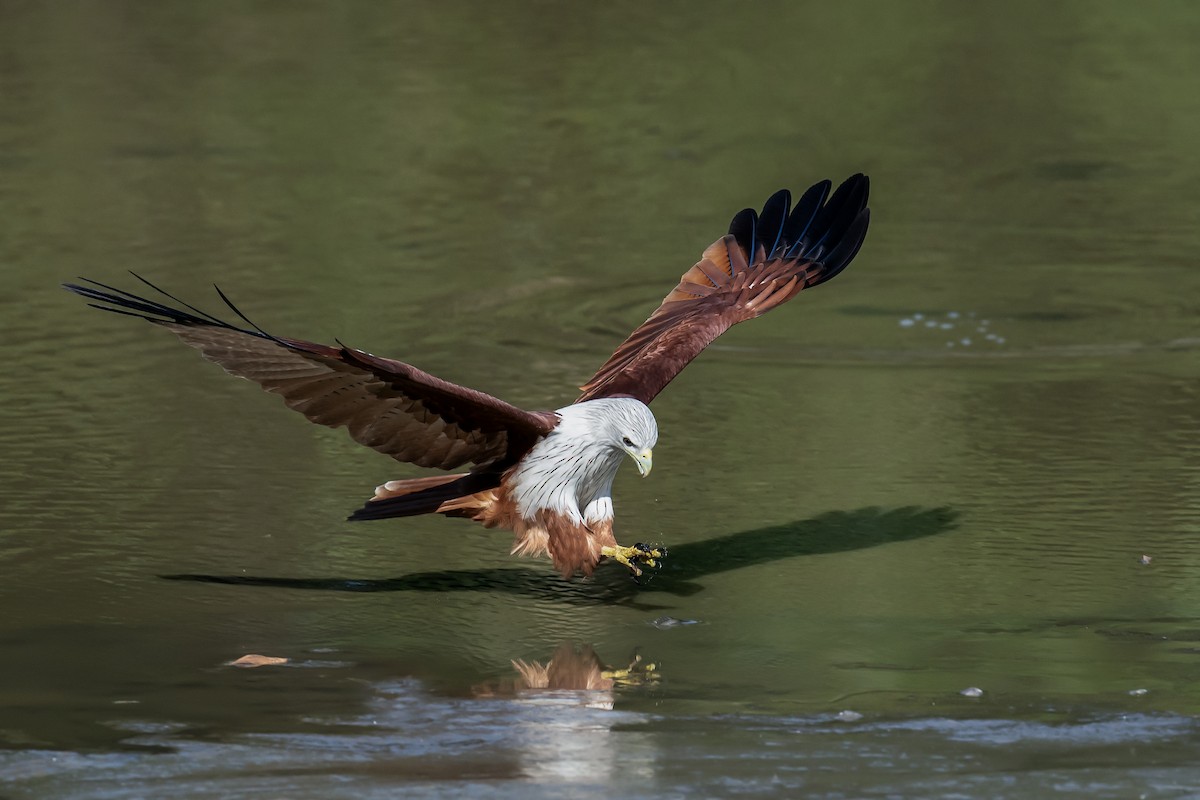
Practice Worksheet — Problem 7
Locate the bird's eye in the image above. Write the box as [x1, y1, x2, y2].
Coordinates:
[622, 436, 634, 447]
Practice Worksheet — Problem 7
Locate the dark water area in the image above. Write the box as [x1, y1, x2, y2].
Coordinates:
[3, 2, 1200, 797]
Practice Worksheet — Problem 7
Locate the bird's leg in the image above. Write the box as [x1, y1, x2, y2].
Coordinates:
[601, 542, 668, 579]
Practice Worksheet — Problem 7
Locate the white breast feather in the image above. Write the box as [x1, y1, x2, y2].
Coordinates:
[509, 429, 623, 524]
[508, 397, 657, 525]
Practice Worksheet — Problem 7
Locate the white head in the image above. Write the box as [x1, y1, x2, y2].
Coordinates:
[554, 397, 658, 477]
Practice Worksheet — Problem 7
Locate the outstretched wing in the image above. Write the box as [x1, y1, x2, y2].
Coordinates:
[64, 276, 558, 471]
[576, 174, 870, 405]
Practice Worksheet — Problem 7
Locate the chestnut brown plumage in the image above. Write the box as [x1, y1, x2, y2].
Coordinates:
[63, 174, 871, 580]
[578, 175, 869, 403]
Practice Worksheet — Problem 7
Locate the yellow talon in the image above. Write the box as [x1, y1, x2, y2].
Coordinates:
[601, 542, 668, 579]
[601, 545, 641, 575]
[601, 653, 660, 686]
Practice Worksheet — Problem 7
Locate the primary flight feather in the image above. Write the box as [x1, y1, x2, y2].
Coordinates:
[64, 174, 871, 580]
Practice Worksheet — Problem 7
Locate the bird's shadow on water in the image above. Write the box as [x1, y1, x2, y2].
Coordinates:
[164, 505, 958, 609]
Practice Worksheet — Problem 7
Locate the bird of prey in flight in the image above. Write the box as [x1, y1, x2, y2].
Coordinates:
[65, 174, 870, 580]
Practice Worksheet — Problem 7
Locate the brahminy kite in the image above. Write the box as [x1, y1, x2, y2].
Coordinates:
[65, 174, 870, 580]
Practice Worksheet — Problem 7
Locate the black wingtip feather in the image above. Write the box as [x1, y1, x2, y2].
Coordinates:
[729, 173, 870, 285]
[727, 208, 758, 274]
[65, 278, 203, 323]
[63, 277, 281, 343]
[83, 302, 165, 321]
[129, 270, 231, 327]
[757, 189, 791, 260]
[782, 179, 831, 259]
[809, 174, 868, 253]
[212, 283, 289, 347]
[809, 207, 870, 287]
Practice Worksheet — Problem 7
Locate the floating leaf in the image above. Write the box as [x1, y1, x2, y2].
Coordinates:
[228, 654, 289, 668]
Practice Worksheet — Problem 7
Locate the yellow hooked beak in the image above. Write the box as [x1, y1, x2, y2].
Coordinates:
[632, 447, 653, 477]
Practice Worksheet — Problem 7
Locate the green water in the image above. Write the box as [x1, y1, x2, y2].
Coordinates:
[3, 2, 1200, 797]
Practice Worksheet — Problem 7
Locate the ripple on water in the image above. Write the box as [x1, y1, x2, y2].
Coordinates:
[3, 678, 1198, 800]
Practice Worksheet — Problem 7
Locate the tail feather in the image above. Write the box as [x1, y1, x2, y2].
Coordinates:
[347, 471, 501, 521]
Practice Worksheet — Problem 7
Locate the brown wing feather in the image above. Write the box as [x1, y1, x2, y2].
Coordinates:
[64, 277, 558, 471]
[577, 175, 871, 405]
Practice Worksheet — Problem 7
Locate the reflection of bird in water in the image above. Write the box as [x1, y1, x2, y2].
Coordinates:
[474, 644, 661, 782]
[65, 176, 869, 580]
[513, 644, 658, 692]
[473, 643, 659, 708]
